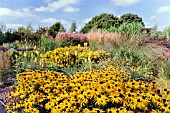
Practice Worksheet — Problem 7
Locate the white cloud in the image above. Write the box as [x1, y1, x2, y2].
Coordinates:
[41, 18, 72, 31]
[157, 24, 168, 31]
[0, 7, 35, 18]
[63, 6, 80, 12]
[144, 21, 152, 28]
[111, 0, 141, 7]
[156, 5, 170, 14]
[35, 0, 79, 12]
[82, 18, 92, 23]
[59, 19, 70, 26]
[0, 7, 22, 17]
[22, 8, 31, 12]
[41, 18, 58, 24]
[6, 23, 24, 29]
[149, 16, 156, 21]
[41, 18, 69, 26]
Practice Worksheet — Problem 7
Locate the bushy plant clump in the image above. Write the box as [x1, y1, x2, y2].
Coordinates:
[0, 51, 12, 82]
[164, 27, 170, 40]
[40, 45, 110, 68]
[6, 66, 170, 113]
[108, 22, 144, 36]
[55, 32, 88, 46]
[48, 22, 65, 38]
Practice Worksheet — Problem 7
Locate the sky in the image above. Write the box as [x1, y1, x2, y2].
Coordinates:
[0, 0, 170, 31]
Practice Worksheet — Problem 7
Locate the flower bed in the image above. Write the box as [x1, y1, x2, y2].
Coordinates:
[6, 66, 170, 113]
[40, 45, 110, 68]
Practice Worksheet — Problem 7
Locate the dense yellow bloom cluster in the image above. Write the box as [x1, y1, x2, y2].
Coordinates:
[40, 46, 110, 68]
[6, 66, 170, 113]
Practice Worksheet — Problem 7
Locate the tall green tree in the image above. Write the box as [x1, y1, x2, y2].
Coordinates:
[48, 22, 65, 38]
[119, 13, 145, 26]
[80, 13, 145, 33]
[70, 21, 77, 32]
[80, 13, 119, 33]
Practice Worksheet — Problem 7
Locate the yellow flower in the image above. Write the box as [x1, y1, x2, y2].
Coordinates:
[7, 62, 170, 113]
[34, 58, 37, 62]
[78, 44, 80, 49]
[88, 51, 91, 61]
[40, 54, 43, 57]
[23, 52, 27, 57]
[95, 95, 108, 106]
[75, 50, 78, 56]
[31, 53, 34, 58]
[66, 51, 69, 56]
[84, 42, 88, 47]
[15, 55, 18, 59]
[34, 45, 36, 50]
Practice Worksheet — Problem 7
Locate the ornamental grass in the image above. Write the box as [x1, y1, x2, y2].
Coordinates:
[6, 66, 170, 113]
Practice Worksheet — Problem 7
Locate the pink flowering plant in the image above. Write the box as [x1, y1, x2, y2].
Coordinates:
[55, 32, 88, 47]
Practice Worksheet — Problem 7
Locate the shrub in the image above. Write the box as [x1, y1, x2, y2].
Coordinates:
[16, 23, 35, 41]
[8, 45, 109, 75]
[55, 32, 88, 47]
[0, 50, 12, 83]
[108, 22, 144, 36]
[8, 49, 43, 74]
[40, 45, 110, 68]
[0, 30, 6, 45]
[158, 60, 170, 79]
[164, 27, 170, 40]
[48, 22, 65, 38]
[6, 66, 170, 113]
[37, 36, 58, 52]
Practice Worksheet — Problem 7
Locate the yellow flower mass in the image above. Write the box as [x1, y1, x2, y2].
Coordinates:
[6, 66, 170, 113]
[40, 46, 110, 68]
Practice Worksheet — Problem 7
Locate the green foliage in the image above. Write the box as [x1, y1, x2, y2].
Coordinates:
[159, 60, 170, 78]
[11, 51, 43, 74]
[116, 49, 140, 65]
[155, 31, 166, 37]
[80, 13, 145, 33]
[0, 23, 44, 45]
[34, 27, 48, 41]
[164, 27, 170, 40]
[80, 13, 119, 33]
[37, 36, 58, 51]
[17, 23, 34, 40]
[119, 13, 144, 26]
[0, 31, 6, 45]
[48, 22, 65, 38]
[108, 22, 144, 36]
[0, 51, 13, 83]
[69, 21, 77, 32]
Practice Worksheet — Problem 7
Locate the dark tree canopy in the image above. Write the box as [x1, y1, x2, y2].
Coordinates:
[80, 13, 145, 33]
[48, 22, 65, 38]
[80, 13, 119, 33]
[119, 13, 145, 26]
